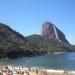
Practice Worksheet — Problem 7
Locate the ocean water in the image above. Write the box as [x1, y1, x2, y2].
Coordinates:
[0, 52, 75, 71]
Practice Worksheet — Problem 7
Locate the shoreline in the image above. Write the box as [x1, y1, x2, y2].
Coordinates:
[0, 51, 73, 59]
[0, 65, 75, 75]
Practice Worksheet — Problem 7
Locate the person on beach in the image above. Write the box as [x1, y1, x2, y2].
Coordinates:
[44, 69, 47, 75]
[64, 71, 68, 75]
[35, 69, 38, 74]
[24, 71, 29, 75]
[28, 67, 31, 72]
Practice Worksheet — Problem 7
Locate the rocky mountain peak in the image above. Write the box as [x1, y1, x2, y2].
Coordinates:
[41, 21, 70, 45]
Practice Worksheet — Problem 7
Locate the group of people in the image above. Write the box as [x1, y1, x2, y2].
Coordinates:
[0, 65, 30, 75]
[0, 64, 74, 75]
[0, 64, 48, 75]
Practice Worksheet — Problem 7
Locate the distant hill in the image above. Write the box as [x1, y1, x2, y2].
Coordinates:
[26, 21, 75, 53]
[0, 22, 75, 59]
[0, 23, 46, 58]
[26, 34, 69, 52]
[0, 23, 27, 58]
[0, 23, 27, 42]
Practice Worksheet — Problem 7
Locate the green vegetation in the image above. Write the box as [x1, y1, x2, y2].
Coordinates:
[0, 23, 75, 59]
[26, 35, 70, 53]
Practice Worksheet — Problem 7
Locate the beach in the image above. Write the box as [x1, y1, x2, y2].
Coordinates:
[0, 65, 75, 75]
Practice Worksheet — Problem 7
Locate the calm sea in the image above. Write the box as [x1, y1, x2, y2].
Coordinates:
[0, 52, 75, 71]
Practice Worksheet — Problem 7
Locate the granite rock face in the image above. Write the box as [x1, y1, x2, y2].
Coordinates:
[41, 21, 70, 45]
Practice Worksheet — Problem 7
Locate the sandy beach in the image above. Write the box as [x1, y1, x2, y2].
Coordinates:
[0, 65, 75, 75]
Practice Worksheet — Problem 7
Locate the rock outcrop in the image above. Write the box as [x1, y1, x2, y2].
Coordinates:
[41, 21, 70, 45]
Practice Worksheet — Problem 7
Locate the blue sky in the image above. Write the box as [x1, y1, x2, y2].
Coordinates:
[0, 0, 75, 44]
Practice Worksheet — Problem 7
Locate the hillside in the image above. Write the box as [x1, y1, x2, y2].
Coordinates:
[0, 23, 46, 58]
[26, 34, 70, 52]
[0, 22, 75, 59]
[0, 23, 27, 58]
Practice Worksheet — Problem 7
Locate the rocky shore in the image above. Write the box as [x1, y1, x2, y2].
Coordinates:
[0, 65, 75, 75]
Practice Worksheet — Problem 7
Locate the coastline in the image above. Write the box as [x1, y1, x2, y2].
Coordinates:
[0, 65, 75, 75]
